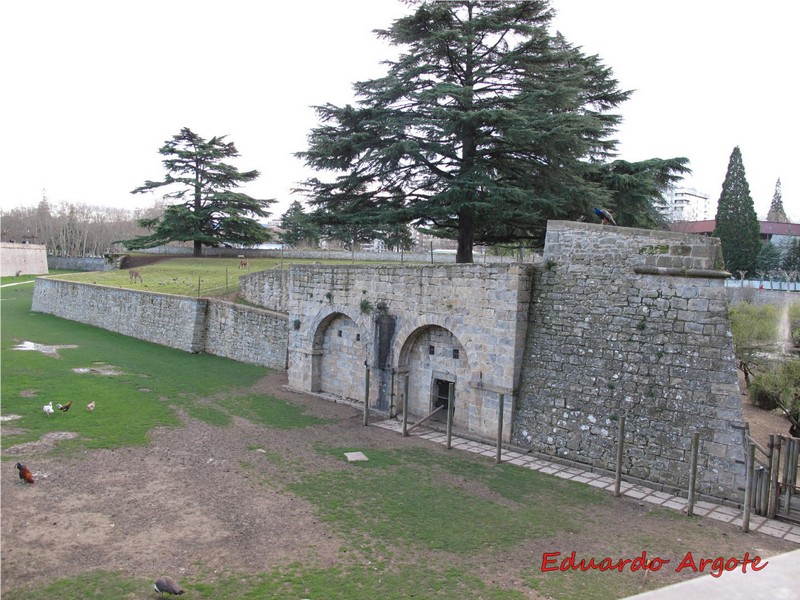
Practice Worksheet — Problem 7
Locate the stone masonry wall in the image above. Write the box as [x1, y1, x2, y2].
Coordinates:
[32, 278, 204, 352]
[240, 269, 290, 313]
[513, 221, 746, 501]
[284, 263, 534, 440]
[1, 242, 48, 276]
[204, 301, 288, 369]
[47, 256, 115, 272]
[32, 278, 287, 369]
[30, 220, 755, 504]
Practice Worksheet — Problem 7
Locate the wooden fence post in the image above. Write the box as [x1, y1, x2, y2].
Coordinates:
[614, 415, 625, 497]
[496, 394, 505, 464]
[401, 375, 409, 437]
[768, 435, 782, 518]
[445, 382, 454, 449]
[362, 362, 370, 426]
[389, 369, 396, 419]
[742, 443, 755, 533]
[687, 432, 700, 516]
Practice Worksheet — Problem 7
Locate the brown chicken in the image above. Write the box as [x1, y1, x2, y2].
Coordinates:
[57, 401, 72, 412]
[15, 463, 34, 484]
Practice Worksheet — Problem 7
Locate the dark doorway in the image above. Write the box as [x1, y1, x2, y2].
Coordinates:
[432, 378, 453, 421]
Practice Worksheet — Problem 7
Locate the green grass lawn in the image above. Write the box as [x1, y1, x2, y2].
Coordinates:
[1, 280, 266, 451]
[2, 281, 795, 600]
[48, 255, 397, 297]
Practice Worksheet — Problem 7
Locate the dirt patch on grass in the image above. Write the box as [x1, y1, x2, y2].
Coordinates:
[6, 431, 79, 455]
[71, 364, 124, 376]
[2, 371, 797, 598]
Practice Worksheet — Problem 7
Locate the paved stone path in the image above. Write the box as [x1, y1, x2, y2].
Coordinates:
[374, 420, 800, 545]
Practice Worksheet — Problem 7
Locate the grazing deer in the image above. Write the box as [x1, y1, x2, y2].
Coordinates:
[129, 269, 143, 283]
[238, 255, 248, 269]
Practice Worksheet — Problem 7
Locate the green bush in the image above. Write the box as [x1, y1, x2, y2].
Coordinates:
[749, 370, 784, 411]
[749, 359, 800, 421]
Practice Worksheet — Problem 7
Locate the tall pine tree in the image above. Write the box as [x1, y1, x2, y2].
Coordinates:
[297, 1, 687, 262]
[280, 200, 320, 248]
[125, 128, 274, 257]
[766, 178, 788, 222]
[713, 146, 761, 276]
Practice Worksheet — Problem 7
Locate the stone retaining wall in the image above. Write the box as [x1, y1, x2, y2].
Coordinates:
[1, 242, 48, 276]
[32, 278, 287, 369]
[47, 257, 115, 272]
[513, 221, 746, 501]
[31, 220, 753, 503]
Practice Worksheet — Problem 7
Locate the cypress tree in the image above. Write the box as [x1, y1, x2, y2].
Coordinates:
[766, 178, 788, 222]
[713, 146, 761, 276]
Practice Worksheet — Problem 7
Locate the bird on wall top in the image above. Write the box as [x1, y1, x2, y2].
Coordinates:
[154, 576, 185, 596]
[594, 207, 617, 225]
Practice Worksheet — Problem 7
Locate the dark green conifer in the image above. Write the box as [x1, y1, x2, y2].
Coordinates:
[125, 128, 274, 257]
[713, 146, 761, 276]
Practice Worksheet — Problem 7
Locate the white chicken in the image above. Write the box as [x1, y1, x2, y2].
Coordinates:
[43, 402, 54, 416]
[86, 401, 96, 412]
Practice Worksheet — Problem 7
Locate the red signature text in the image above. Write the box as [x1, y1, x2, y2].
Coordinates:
[541, 551, 767, 578]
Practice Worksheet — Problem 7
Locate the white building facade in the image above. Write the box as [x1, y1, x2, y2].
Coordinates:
[661, 187, 715, 222]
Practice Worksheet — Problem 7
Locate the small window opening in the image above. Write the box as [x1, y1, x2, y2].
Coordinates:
[452, 348, 459, 359]
[429, 345, 435, 355]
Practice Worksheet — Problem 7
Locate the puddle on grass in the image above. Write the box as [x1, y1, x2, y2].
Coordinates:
[72, 364, 123, 376]
[13, 341, 78, 358]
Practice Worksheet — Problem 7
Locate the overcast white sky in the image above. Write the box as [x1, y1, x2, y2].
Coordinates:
[2, 0, 797, 222]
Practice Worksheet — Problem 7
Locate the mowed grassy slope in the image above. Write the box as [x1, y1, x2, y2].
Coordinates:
[1, 280, 266, 451]
[2, 279, 796, 600]
[49, 255, 396, 297]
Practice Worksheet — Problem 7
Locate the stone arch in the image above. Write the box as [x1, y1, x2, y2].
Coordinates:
[397, 323, 471, 427]
[309, 306, 371, 400]
[393, 314, 477, 374]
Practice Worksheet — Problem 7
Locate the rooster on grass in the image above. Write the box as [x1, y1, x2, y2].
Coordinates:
[57, 401, 72, 412]
[15, 463, 34, 484]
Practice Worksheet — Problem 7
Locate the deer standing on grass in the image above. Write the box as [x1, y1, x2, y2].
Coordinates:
[238, 255, 248, 269]
[129, 269, 143, 283]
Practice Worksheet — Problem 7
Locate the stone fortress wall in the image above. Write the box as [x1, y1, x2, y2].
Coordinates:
[514, 221, 745, 500]
[32, 221, 750, 502]
[1, 242, 48, 276]
[31, 279, 288, 369]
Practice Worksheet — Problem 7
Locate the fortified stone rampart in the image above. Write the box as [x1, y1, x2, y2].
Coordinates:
[204, 301, 288, 368]
[47, 257, 115, 272]
[240, 268, 290, 313]
[1, 242, 48, 276]
[513, 221, 746, 501]
[31, 278, 287, 369]
[31, 221, 753, 503]
[284, 263, 534, 440]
